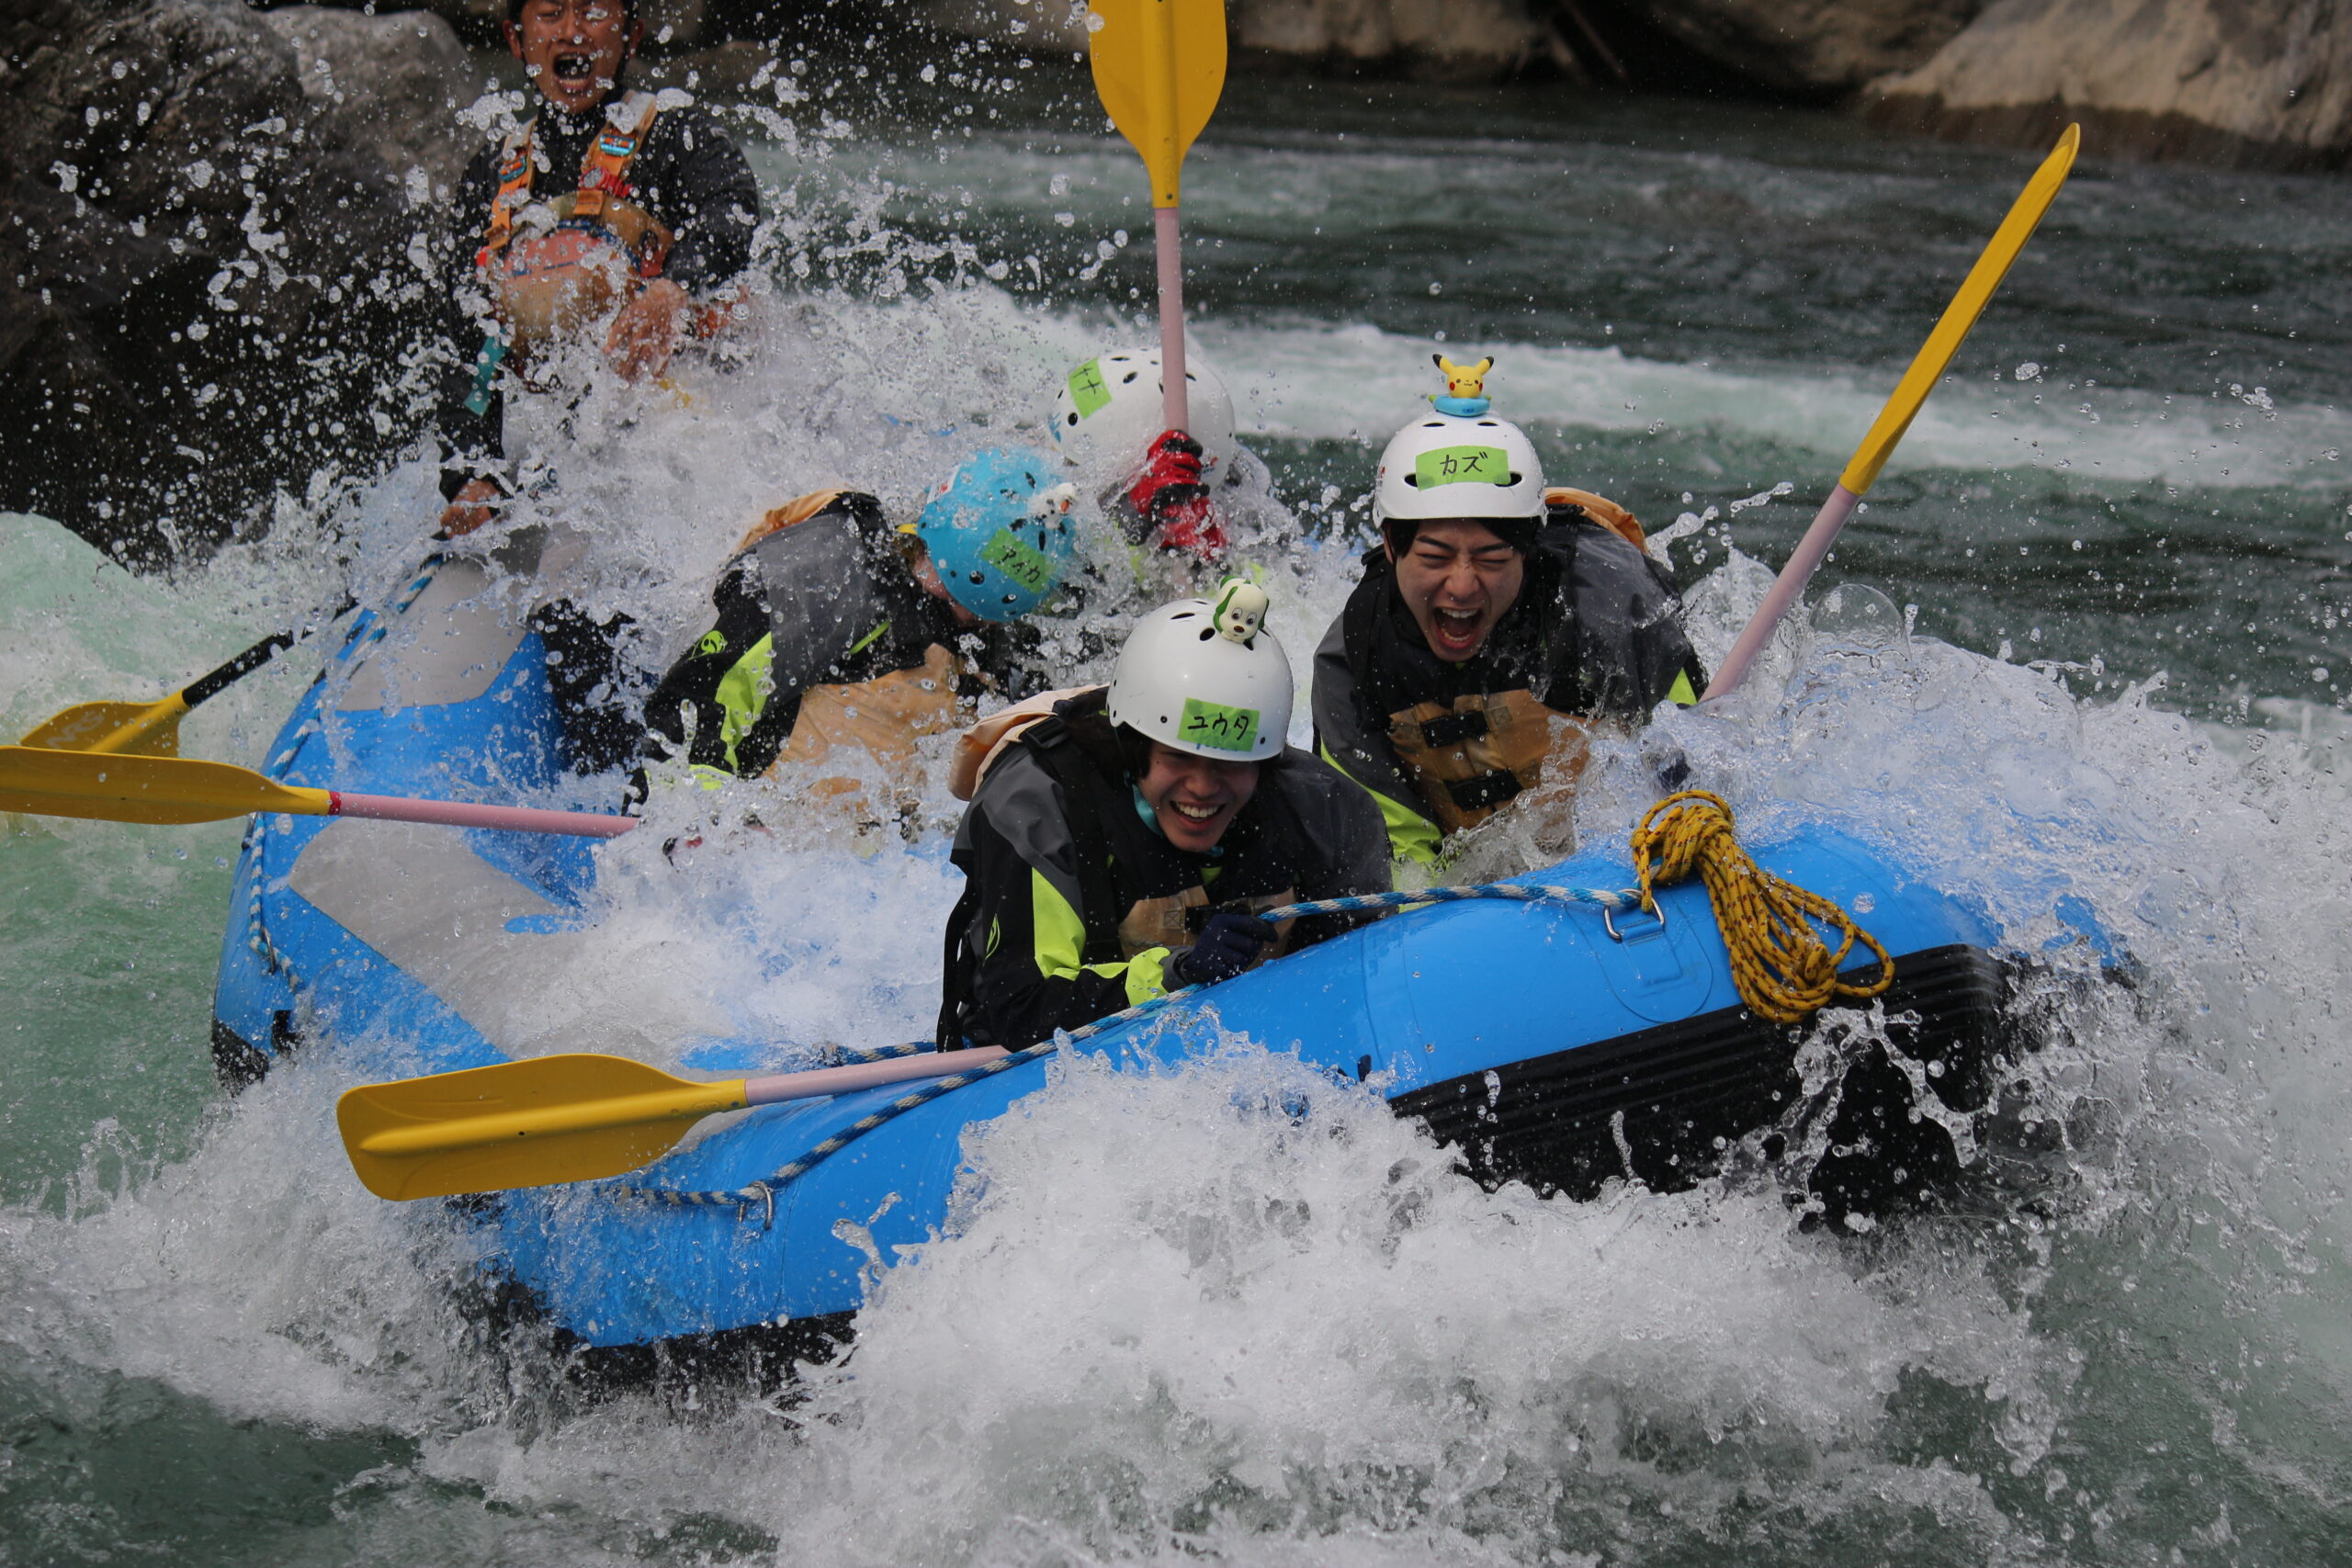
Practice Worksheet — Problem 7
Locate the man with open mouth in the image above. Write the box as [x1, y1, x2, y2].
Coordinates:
[1310, 358, 1709, 871]
[433, 0, 762, 543]
[417, 0, 762, 777]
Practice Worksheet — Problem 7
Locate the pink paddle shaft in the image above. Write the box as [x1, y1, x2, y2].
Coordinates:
[1702, 483, 1862, 701]
[330, 792, 638, 839]
[1157, 204, 1188, 431]
[742, 1047, 1010, 1108]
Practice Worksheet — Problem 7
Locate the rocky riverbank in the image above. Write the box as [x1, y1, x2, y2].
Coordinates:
[915, 0, 2351, 168]
[1, 0, 476, 559]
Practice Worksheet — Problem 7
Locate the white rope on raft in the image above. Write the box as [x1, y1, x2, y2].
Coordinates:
[617, 879, 1639, 1225]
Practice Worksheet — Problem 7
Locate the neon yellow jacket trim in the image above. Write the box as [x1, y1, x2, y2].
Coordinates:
[1318, 739, 1442, 869]
[1030, 867, 1168, 1006]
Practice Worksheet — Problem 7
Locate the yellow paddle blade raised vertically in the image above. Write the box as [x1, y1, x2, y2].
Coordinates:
[1089, 0, 1227, 207]
[338, 1054, 751, 1201]
[0, 745, 331, 825]
[1839, 123, 2079, 496]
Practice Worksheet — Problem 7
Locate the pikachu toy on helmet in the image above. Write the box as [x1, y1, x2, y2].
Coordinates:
[434, 0, 763, 536]
[1309, 355, 1709, 868]
[935, 579, 1392, 1051]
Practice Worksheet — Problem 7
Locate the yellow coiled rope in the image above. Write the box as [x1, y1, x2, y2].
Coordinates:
[1630, 790, 1894, 1025]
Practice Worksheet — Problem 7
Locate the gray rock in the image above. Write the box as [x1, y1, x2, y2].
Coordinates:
[1862, 0, 2352, 167]
[261, 6, 480, 191]
[1610, 0, 1989, 94]
[1231, 0, 1567, 79]
[0, 0, 481, 560]
[914, 0, 1576, 82]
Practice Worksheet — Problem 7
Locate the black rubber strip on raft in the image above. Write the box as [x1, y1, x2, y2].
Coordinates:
[209, 1010, 302, 1093]
[209, 1018, 269, 1091]
[1387, 943, 2012, 1220]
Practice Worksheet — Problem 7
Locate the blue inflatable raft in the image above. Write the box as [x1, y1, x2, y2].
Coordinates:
[213, 547, 2015, 1359]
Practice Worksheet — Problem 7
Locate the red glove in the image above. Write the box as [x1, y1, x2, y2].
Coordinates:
[1127, 429, 1226, 558]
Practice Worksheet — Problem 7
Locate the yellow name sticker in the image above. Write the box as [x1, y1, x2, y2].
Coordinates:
[980, 528, 1056, 593]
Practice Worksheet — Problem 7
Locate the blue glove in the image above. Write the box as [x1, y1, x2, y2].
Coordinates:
[1168, 912, 1276, 987]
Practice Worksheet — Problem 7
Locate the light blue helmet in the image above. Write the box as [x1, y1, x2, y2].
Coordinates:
[914, 447, 1079, 621]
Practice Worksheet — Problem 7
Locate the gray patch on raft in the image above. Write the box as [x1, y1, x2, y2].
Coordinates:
[332, 526, 582, 713]
[287, 818, 726, 1059]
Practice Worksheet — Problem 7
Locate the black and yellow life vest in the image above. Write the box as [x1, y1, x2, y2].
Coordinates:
[1004, 693, 1303, 965]
[641, 491, 986, 805]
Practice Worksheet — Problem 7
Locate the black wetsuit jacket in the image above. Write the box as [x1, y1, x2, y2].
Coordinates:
[640, 492, 1032, 779]
[434, 94, 762, 501]
[938, 691, 1391, 1050]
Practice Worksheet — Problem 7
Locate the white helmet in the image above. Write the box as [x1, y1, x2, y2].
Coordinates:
[1372, 410, 1545, 527]
[1106, 579, 1289, 763]
[1049, 348, 1239, 484]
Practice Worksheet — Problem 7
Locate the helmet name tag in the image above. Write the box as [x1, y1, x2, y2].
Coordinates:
[978, 528, 1056, 594]
[1414, 445, 1510, 489]
[1179, 698, 1261, 754]
[1067, 359, 1112, 419]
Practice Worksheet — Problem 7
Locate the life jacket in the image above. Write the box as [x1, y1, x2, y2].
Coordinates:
[945, 684, 1092, 802]
[774, 641, 969, 784]
[648, 490, 981, 811]
[1342, 489, 1665, 835]
[745, 493, 978, 798]
[1383, 688, 1590, 835]
[1545, 487, 1646, 552]
[477, 92, 673, 367]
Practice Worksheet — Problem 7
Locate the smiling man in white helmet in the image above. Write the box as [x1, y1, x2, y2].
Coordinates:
[935, 579, 1389, 1050]
[1311, 358, 1706, 868]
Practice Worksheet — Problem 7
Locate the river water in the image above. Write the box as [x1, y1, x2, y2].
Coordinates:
[3, 59, 2349, 1565]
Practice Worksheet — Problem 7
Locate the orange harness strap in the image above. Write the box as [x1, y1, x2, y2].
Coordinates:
[478, 94, 665, 271]
[481, 129, 536, 261]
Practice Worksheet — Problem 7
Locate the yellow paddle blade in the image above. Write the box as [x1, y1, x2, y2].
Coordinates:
[1089, 0, 1227, 206]
[18, 694, 188, 756]
[337, 1054, 751, 1201]
[1839, 124, 2078, 496]
[0, 746, 332, 826]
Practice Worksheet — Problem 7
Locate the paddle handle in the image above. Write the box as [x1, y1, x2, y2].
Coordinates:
[1702, 483, 1860, 702]
[1156, 205, 1187, 432]
[329, 792, 638, 839]
[742, 1046, 1009, 1108]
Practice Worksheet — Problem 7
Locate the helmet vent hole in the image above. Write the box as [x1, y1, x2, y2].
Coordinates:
[1065, 412, 1078, 426]
[1197, 627, 1216, 642]
[1477, 420, 1499, 426]
[1121, 372, 1139, 384]
[1507, 471, 1522, 485]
